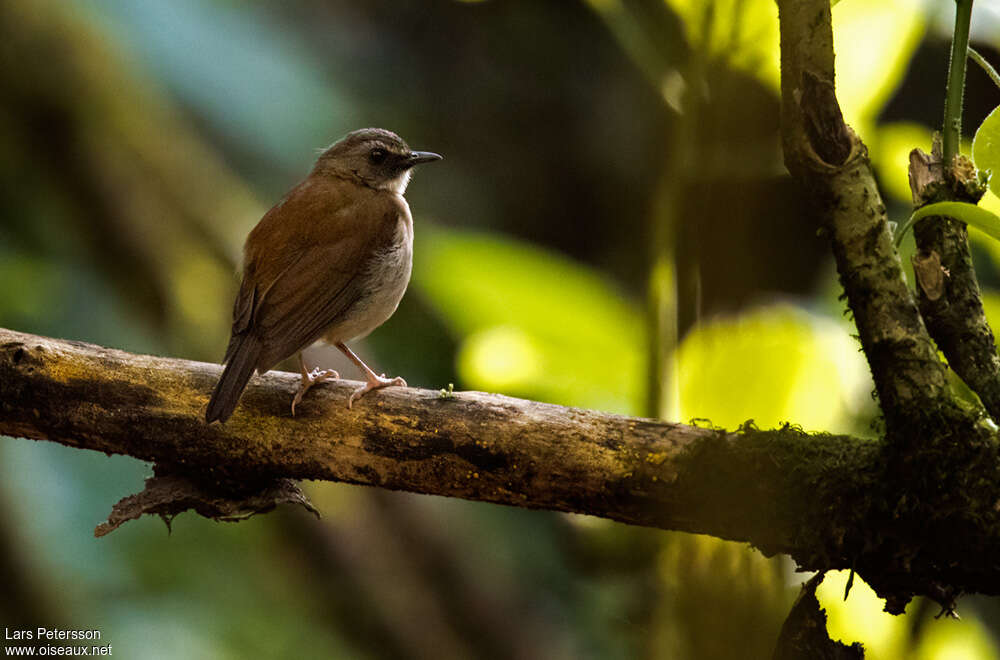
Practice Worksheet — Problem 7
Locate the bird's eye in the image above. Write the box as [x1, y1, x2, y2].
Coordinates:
[369, 148, 387, 164]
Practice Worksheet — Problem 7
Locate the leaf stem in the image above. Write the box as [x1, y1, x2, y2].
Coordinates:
[894, 201, 1000, 248]
[943, 0, 975, 167]
[968, 46, 1000, 92]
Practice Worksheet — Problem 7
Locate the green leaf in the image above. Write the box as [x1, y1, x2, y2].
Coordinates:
[894, 201, 1000, 248]
[413, 227, 645, 414]
[973, 104, 1000, 196]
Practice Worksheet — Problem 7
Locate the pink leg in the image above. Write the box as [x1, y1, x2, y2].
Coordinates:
[336, 342, 406, 408]
[291, 353, 339, 416]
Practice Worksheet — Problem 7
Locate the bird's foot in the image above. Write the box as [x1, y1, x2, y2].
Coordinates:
[348, 373, 407, 409]
[291, 368, 340, 416]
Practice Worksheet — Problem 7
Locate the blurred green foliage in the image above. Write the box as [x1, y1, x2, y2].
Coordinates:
[662, 0, 780, 91]
[414, 226, 644, 413]
[3, 0, 1000, 658]
[677, 305, 870, 434]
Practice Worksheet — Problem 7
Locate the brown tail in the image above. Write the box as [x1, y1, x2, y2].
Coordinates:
[205, 334, 262, 423]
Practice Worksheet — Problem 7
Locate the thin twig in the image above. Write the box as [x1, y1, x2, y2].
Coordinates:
[968, 46, 1000, 92]
[943, 0, 975, 165]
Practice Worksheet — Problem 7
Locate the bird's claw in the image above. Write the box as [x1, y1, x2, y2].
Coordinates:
[291, 368, 339, 416]
[347, 374, 407, 409]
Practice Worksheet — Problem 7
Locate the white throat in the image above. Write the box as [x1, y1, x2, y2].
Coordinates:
[381, 169, 412, 195]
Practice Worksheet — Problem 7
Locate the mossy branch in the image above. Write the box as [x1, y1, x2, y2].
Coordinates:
[0, 328, 851, 544]
[4, 327, 1000, 615]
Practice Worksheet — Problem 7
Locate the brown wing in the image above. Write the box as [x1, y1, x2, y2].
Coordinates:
[250, 240, 370, 370]
[227, 179, 406, 372]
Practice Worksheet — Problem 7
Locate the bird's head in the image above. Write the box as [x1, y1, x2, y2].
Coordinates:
[315, 128, 441, 194]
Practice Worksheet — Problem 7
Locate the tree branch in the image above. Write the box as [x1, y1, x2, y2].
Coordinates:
[4, 327, 1000, 613]
[908, 138, 1000, 423]
[0, 327, 859, 539]
[904, 0, 998, 426]
[773, 0, 1000, 624]
[776, 0, 952, 440]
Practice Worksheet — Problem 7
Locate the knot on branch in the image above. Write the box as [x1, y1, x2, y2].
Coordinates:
[909, 141, 987, 206]
[799, 70, 853, 167]
[911, 250, 947, 301]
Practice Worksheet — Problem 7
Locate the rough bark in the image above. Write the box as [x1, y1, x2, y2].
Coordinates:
[774, 0, 1000, 640]
[0, 327, 864, 542]
[777, 0, 951, 440]
[908, 145, 1000, 421]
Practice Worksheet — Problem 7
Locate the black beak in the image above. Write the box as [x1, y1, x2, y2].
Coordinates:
[407, 151, 443, 166]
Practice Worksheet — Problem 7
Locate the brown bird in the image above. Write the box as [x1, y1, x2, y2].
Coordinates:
[205, 128, 441, 423]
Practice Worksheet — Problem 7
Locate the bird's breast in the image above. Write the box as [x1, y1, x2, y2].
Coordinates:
[325, 216, 413, 342]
